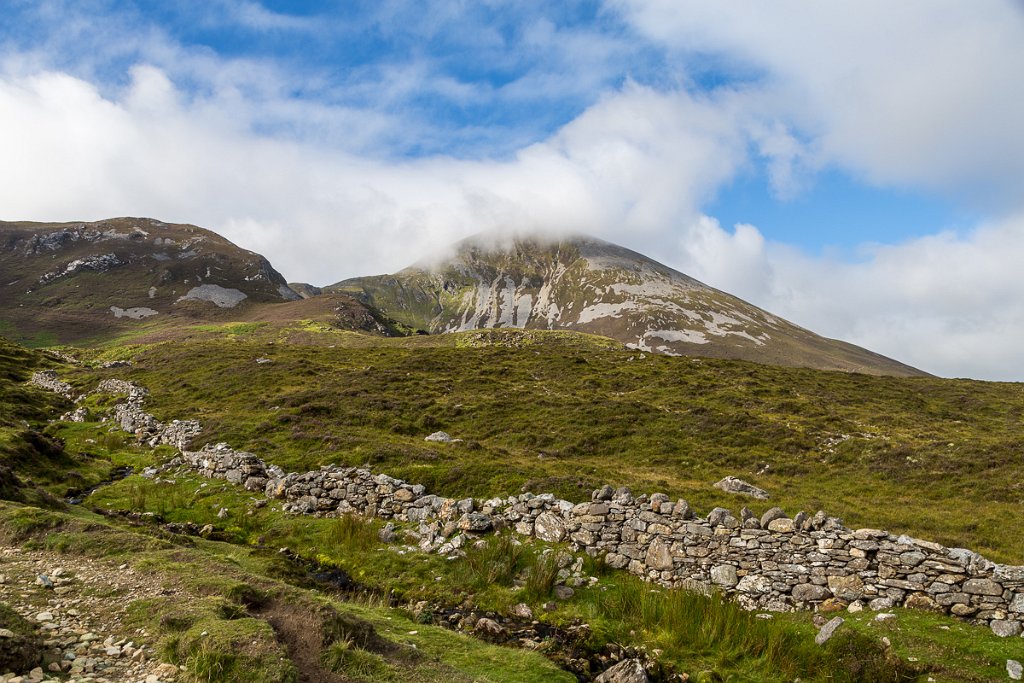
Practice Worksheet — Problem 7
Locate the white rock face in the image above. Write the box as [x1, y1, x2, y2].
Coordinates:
[110, 306, 158, 320]
[176, 285, 247, 308]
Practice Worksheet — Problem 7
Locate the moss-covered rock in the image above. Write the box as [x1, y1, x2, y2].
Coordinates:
[0, 602, 43, 674]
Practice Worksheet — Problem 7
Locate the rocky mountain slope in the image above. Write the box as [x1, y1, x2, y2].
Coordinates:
[0, 218, 393, 345]
[331, 233, 924, 376]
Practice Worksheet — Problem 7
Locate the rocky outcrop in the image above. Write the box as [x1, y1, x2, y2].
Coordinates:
[175, 284, 247, 308]
[38, 254, 125, 284]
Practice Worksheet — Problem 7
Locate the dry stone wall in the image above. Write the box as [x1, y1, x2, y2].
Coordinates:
[34, 374, 1024, 638]
[176, 442, 1024, 638]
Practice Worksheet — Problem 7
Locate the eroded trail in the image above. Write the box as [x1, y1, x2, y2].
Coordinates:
[0, 544, 183, 682]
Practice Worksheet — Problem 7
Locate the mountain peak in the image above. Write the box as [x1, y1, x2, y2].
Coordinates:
[334, 231, 924, 376]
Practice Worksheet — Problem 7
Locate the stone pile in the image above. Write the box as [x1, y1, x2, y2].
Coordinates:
[29, 371, 74, 400]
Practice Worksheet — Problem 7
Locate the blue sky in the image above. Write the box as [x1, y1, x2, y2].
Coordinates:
[2, 0, 1024, 379]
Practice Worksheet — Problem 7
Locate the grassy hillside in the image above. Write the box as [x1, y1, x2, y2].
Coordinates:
[60, 326, 1024, 564]
[3, 332, 1023, 680]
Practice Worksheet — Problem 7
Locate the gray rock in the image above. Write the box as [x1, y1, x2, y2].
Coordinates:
[457, 512, 492, 532]
[671, 498, 694, 519]
[424, 431, 456, 443]
[707, 507, 733, 527]
[554, 585, 575, 600]
[713, 476, 769, 500]
[534, 511, 567, 543]
[176, 284, 247, 308]
[594, 658, 649, 683]
[815, 617, 845, 645]
[767, 517, 795, 533]
[474, 617, 504, 637]
[828, 574, 865, 601]
[868, 597, 895, 611]
[645, 540, 674, 570]
[511, 603, 533, 619]
[963, 578, 1003, 596]
[990, 620, 1022, 638]
[594, 485, 614, 501]
[736, 574, 772, 595]
[710, 564, 739, 588]
[1008, 659, 1022, 681]
[760, 507, 787, 528]
[792, 583, 831, 602]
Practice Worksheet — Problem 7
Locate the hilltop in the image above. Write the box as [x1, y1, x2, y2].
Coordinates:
[332, 233, 923, 376]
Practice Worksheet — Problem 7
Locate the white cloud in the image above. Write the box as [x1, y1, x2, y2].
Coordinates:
[672, 213, 1024, 381]
[0, 66, 746, 282]
[610, 0, 1024, 210]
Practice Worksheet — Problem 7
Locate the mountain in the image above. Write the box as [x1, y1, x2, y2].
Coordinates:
[331, 233, 924, 376]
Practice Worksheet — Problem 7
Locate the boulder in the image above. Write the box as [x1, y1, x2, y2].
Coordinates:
[815, 616, 844, 645]
[1008, 659, 1023, 681]
[595, 658, 649, 683]
[713, 476, 769, 500]
[534, 512, 567, 543]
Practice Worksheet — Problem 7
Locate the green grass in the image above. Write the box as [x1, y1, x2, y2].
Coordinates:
[63, 329, 1024, 562]
[5, 331, 1024, 681]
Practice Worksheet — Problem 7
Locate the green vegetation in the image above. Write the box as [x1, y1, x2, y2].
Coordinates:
[64, 328, 1024, 562]
[3, 329, 1024, 681]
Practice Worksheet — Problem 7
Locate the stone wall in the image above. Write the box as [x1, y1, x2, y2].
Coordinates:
[176, 441, 1024, 638]
[36, 374, 1024, 638]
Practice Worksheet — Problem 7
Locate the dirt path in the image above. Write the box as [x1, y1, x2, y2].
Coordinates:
[258, 601, 349, 683]
[0, 544, 182, 683]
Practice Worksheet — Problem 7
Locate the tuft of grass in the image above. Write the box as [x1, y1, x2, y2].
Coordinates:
[322, 637, 395, 682]
[453, 534, 528, 591]
[521, 550, 561, 603]
[325, 513, 380, 553]
[575, 575, 914, 681]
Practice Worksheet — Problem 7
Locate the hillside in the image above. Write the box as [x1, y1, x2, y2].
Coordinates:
[0, 218, 400, 345]
[332, 233, 924, 376]
[63, 325, 1024, 564]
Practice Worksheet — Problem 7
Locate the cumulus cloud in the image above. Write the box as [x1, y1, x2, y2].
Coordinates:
[0, 66, 750, 284]
[671, 213, 1024, 381]
[610, 0, 1024, 210]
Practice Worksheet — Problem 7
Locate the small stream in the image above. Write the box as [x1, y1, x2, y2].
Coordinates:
[65, 465, 134, 505]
